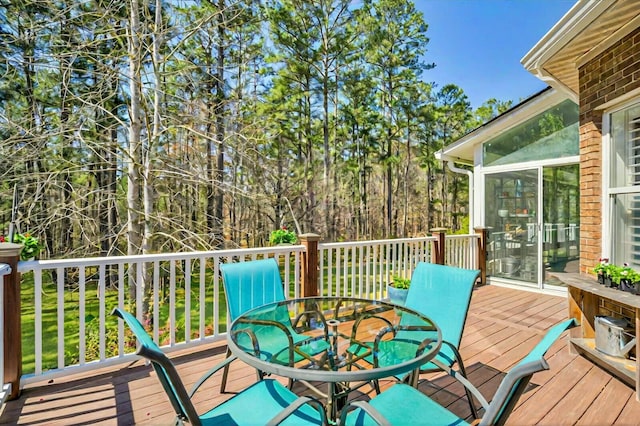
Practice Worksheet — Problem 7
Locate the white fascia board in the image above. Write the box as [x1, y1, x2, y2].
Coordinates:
[521, 0, 614, 96]
[439, 88, 569, 164]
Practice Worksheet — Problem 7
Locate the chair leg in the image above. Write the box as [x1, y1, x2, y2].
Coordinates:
[220, 347, 232, 393]
[452, 348, 479, 420]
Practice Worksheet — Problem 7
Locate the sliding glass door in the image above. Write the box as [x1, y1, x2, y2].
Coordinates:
[485, 169, 539, 284]
[485, 164, 580, 289]
[542, 164, 580, 285]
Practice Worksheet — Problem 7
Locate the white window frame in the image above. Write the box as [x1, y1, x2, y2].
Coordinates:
[602, 97, 640, 262]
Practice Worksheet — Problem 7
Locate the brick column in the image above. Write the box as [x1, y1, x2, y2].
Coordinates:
[299, 233, 321, 297]
[430, 228, 447, 265]
[0, 242, 22, 400]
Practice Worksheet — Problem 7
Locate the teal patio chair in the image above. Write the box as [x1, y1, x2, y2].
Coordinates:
[341, 318, 577, 426]
[347, 262, 480, 417]
[112, 308, 326, 425]
[220, 258, 330, 391]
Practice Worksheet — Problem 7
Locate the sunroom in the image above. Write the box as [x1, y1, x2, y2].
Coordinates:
[438, 87, 579, 294]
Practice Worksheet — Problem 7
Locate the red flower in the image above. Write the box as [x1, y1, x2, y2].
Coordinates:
[0, 236, 4, 243]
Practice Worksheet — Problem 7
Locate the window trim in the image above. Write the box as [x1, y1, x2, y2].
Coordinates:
[602, 96, 640, 261]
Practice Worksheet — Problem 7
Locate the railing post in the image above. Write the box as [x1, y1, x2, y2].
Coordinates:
[0, 242, 22, 400]
[430, 227, 447, 265]
[299, 233, 321, 297]
[474, 227, 488, 285]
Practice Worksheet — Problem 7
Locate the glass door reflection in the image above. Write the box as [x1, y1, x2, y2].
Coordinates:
[542, 164, 580, 286]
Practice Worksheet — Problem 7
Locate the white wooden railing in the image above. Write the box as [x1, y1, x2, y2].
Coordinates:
[0, 263, 11, 405]
[445, 234, 480, 269]
[318, 236, 436, 299]
[16, 246, 303, 385]
[13, 234, 480, 386]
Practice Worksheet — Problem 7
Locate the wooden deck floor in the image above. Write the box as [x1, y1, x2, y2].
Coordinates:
[3, 284, 640, 425]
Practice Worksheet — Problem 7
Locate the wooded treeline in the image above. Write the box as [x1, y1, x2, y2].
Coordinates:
[0, 0, 512, 260]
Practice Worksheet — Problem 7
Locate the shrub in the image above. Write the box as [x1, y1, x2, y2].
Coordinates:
[269, 227, 297, 245]
[0, 232, 42, 260]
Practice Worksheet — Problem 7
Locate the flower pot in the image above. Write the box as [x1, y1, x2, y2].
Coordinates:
[387, 285, 409, 306]
[620, 279, 640, 295]
[604, 276, 614, 288]
[597, 273, 605, 285]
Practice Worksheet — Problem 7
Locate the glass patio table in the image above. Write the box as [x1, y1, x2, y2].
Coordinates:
[226, 296, 442, 421]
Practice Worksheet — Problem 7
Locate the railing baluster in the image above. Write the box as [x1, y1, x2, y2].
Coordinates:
[343, 247, 348, 297]
[198, 256, 206, 341]
[79, 266, 86, 365]
[57, 267, 65, 370]
[327, 248, 332, 297]
[99, 264, 106, 361]
[136, 261, 143, 328]
[118, 263, 125, 355]
[35, 269, 42, 376]
[213, 259, 220, 335]
[319, 249, 325, 296]
[294, 252, 301, 299]
[336, 247, 341, 296]
[153, 260, 160, 343]
[170, 260, 176, 346]
[185, 258, 191, 344]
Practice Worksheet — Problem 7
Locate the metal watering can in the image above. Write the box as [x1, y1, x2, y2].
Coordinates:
[595, 316, 636, 358]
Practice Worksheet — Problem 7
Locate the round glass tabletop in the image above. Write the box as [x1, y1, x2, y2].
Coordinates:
[227, 296, 442, 384]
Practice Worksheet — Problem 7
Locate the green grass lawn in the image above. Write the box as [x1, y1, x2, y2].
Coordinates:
[19, 266, 229, 375]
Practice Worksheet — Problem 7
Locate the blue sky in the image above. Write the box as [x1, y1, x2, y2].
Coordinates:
[415, 0, 576, 109]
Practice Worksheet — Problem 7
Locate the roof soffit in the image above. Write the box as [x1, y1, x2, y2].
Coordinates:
[522, 0, 640, 96]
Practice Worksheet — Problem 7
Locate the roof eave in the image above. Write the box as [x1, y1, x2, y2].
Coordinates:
[521, 0, 614, 96]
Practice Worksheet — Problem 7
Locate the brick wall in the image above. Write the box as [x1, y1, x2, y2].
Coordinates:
[578, 26, 640, 275]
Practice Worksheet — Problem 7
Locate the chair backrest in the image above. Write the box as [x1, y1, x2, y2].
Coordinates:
[480, 318, 577, 426]
[112, 308, 200, 424]
[220, 258, 286, 322]
[404, 262, 480, 363]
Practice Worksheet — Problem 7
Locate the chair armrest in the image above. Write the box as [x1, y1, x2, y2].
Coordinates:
[266, 395, 327, 426]
[188, 355, 238, 398]
[339, 400, 391, 426]
[430, 358, 490, 412]
[235, 317, 296, 364]
[291, 307, 330, 342]
[350, 313, 394, 341]
[371, 324, 438, 367]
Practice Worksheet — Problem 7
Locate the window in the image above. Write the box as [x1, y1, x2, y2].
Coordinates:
[609, 101, 640, 268]
[482, 99, 578, 166]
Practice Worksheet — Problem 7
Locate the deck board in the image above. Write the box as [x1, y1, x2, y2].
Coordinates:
[2, 284, 639, 425]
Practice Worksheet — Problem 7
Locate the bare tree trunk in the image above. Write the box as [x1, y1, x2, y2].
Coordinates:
[127, 0, 144, 308]
[213, 0, 226, 248]
[402, 116, 411, 236]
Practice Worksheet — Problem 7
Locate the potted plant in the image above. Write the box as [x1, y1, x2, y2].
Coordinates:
[269, 227, 297, 245]
[592, 258, 610, 285]
[606, 263, 625, 288]
[619, 265, 640, 294]
[387, 274, 411, 306]
[0, 232, 41, 260]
